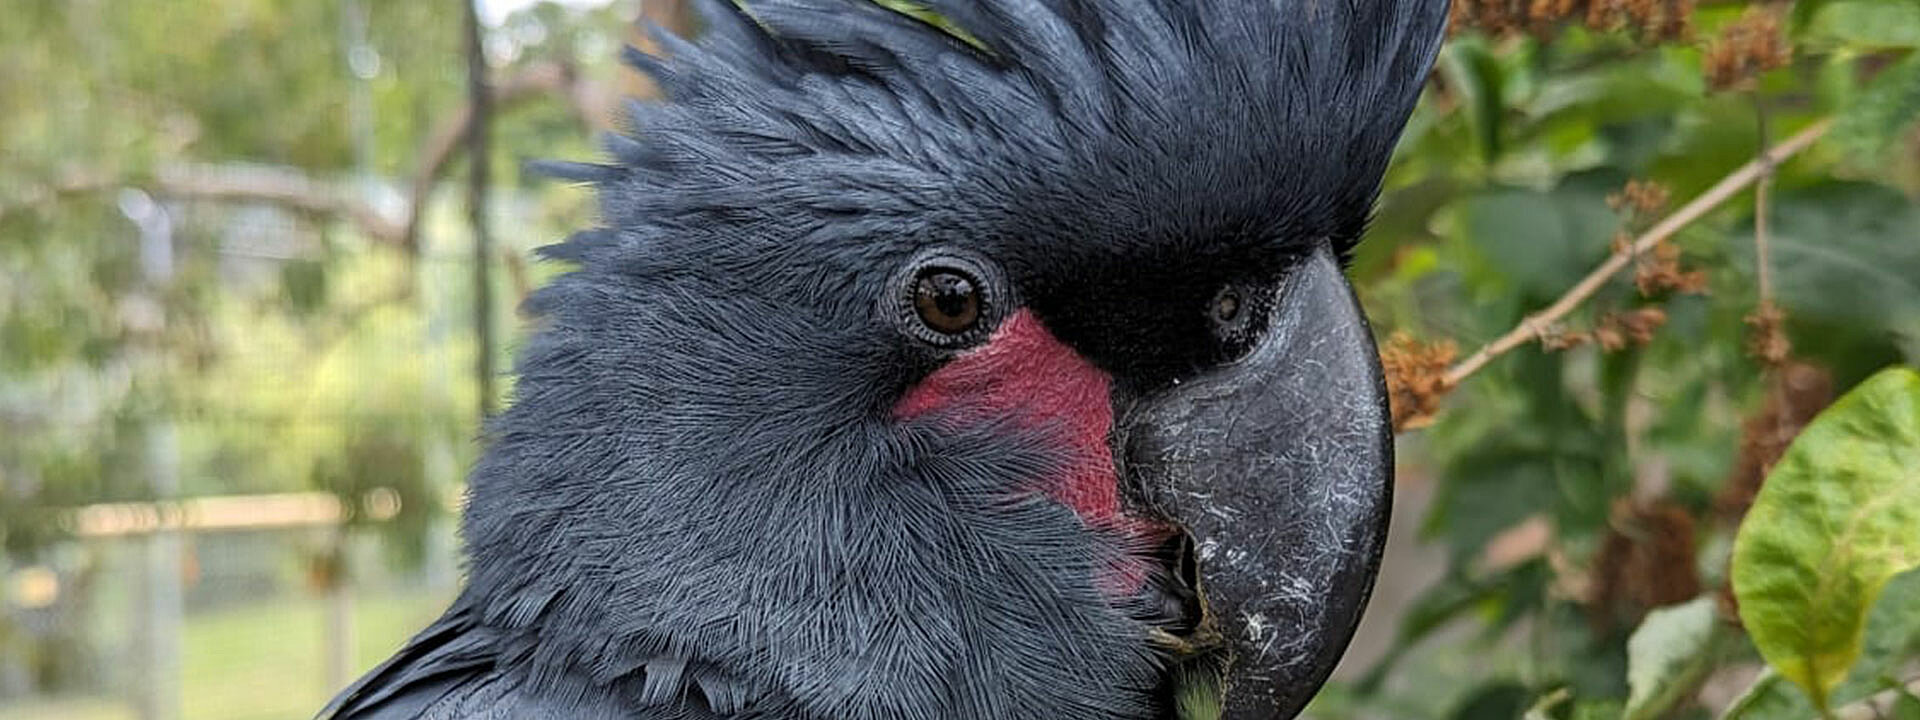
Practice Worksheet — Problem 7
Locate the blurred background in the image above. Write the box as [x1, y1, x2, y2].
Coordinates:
[0, 1, 1914, 719]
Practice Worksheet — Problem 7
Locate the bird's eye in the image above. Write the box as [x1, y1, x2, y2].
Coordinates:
[914, 270, 981, 335]
[1210, 285, 1254, 334]
[1207, 282, 1265, 362]
[890, 249, 1006, 349]
[1211, 288, 1243, 324]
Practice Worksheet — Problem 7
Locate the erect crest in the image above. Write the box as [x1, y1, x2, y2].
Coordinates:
[451, 4, 1449, 718]
[542, 0, 1449, 269]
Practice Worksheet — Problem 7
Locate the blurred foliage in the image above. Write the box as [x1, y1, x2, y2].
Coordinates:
[1349, 1, 1920, 717]
[0, 0, 1916, 718]
[0, 0, 632, 705]
[1, 0, 629, 541]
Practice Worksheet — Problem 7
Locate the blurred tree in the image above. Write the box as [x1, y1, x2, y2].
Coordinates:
[1349, 1, 1920, 717]
[0, 0, 1914, 718]
[0, 0, 640, 706]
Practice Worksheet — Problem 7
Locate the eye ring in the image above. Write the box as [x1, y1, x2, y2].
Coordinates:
[889, 249, 1008, 349]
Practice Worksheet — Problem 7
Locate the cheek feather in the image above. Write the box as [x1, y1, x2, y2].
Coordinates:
[893, 310, 1125, 526]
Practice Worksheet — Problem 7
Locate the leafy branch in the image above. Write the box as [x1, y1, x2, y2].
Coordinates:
[1439, 118, 1834, 389]
[1, 163, 407, 245]
[0, 60, 612, 254]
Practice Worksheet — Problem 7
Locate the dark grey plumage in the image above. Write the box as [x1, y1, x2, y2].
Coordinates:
[323, 1, 1446, 718]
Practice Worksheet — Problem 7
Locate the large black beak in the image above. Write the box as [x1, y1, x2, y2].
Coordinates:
[1120, 245, 1393, 719]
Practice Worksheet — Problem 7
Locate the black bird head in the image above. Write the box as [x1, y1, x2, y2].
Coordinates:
[464, 1, 1446, 718]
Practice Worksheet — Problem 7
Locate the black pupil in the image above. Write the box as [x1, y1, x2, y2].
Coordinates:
[915, 271, 979, 333]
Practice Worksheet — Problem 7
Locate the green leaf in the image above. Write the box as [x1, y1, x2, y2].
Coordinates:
[280, 259, 330, 316]
[1439, 40, 1510, 166]
[1731, 366, 1920, 710]
[1719, 669, 1815, 720]
[1571, 700, 1624, 720]
[1522, 687, 1570, 720]
[1624, 597, 1722, 720]
[1801, 0, 1920, 49]
[1833, 54, 1920, 164]
[1896, 688, 1920, 720]
[1451, 682, 1532, 720]
[1733, 184, 1920, 362]
[1429, 446, 1567, 561]
[1839, 568, 1920, 703]
[1456, 179, 1618, 304]
[1353, 565, 1532, 694]
[869, 0, 990, 52]
[1724, 568, 1920, 720]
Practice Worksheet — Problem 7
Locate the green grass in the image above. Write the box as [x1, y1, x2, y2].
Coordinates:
[1, 588, 453, 720]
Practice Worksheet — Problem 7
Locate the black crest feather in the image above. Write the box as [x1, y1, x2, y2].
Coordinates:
[327, 2, 1448, 719]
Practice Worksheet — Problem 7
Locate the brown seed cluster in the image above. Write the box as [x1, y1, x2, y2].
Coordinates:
[1537, 179, 1696, 355]
[1744, 300, 1791, 366]
[1717, 361, 1833, 522]
[1605, 180, 1709, 296]
[1540, 322, 1594, 351]
[1589, 499, 1702, 632]
[1543, 306, 1669, 352]
[1605, 178, 1666, 219]
[1595, 306, 1668, 350]
[1380, 332, 1458, 431]
[1635, 242, 1711, 296]
[1704, 6, 1792, 92]
[1603, 180, 1707, 297]
[1608, 179, 1671, 228]
[1450, 0, 1693, 42]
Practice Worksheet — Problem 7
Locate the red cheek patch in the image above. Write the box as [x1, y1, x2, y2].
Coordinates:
[894, 310, 1126, 527]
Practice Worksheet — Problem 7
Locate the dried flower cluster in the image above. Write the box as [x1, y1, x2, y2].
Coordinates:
[1541, 306, 1668, 352]
[1745, 300, 1791, 365]
[1608, 178, 1671, 228]
[1634, 241, 1711, 296]
[1539, 322, 1593, 351]
[1603, 180, 1709, 296]
[1595, 306, 1668, 350]
[1449, 0, 1693, 42]
[1380, 332, 1458, 431]
[1590, 499, 1702, 631]
[1704, 6, 1792, 92]
[1523, 179, 1696, 354]
[1717, 361, 1832, 521]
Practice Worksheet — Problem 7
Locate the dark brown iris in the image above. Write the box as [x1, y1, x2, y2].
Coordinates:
[913, 270, 981, 335]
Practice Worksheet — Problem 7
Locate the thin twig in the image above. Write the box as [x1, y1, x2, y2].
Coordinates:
[0, 164, 408, 245]
[1753, 95, 1776, 305]
[397, 60, 612, 254]
[1, 60, 609, 256]
[1442, 118, 1832, 387]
